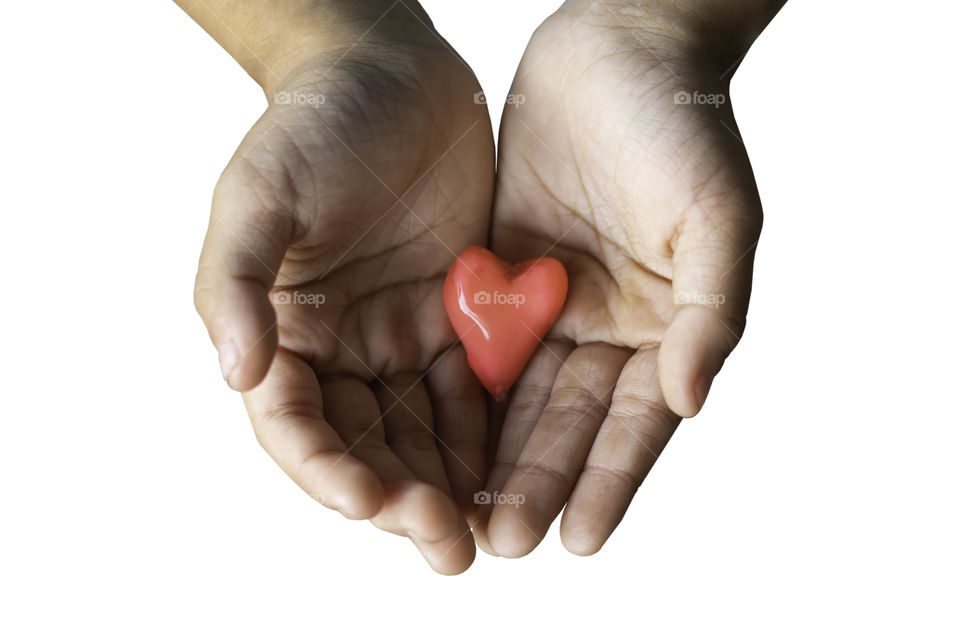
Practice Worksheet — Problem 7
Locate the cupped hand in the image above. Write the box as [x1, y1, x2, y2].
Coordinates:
[193, 18, 494, 574]
[475, 1, 766, 557]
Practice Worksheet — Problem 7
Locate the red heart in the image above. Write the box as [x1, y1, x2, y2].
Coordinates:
[443, 246, 568, 401]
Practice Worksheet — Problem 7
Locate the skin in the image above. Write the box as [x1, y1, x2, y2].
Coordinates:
[473, 0, 784, 557]
[183, 1, 495, 574]
[180, 0, 784, 572]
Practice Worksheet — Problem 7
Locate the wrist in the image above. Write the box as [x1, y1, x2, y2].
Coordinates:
[260, 0, 437, 96]
[557, 0, 784, 72]
[178, 0, 435, 97]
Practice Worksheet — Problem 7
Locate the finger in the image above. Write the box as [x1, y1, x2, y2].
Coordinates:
[372, 371, 480, 575]
[354, 475, 474, 574]
[194, 128, 302, 391]
[410, 515, 476, 576]
[425, 345, 488, 522]
[380, 480, 475, 575]
[659, 173, 762, 417]
[372, 479, 461, 546]
[373, 375, 450, 493]
[320, 378, 458, 545]
[560, 346, 681, 555]
[242, 349, 383, 520]
[486, 344, 630, 558]
[471, 339, 572, 553]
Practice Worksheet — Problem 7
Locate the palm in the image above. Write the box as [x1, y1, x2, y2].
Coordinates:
[256, 55, 490, 378]
[198, 42, 495, 574]
[476, 10, 763, 557]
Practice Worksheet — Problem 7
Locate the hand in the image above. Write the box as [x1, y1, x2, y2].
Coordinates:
[474, 0, 774, 557]
[192, 8, 494, 574]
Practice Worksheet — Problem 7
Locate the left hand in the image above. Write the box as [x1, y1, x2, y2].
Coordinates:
[473, 0, 766, 557]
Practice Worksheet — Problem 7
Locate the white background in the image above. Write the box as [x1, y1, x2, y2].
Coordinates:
[1, 1, 958, 637]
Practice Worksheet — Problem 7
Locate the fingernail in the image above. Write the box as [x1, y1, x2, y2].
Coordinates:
[218, 342, 239, 384]
[694, 372, 715, 413]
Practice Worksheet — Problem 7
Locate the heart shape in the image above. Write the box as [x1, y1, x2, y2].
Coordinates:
[443, 246, 568, 400]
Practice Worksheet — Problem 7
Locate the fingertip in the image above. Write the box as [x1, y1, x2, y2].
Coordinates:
[470, 508, 499, 557]
[207, 281, 280, 391]
[406, 484, 460, 543]
[431, 558, 473, 576]
[331, 465, 384, 521]
[659, 305, 730, 418]
[561, 534, 603, 557]
[222, 341, 277, 392]
[425, 535, 477, 576]
[424, 503, 460, 545]
[694, 371, 715, 414]
[218, 341, 240, 384]
[221, 341, 276, 392]
[295, 451, 384, 520]
[662, 378, 702, 418]
[411, 521, 477, 576]
[559, 511, 608, 557]
[559, 478, 637, 557]
[657, 350, 702, 418]
[487, 506, 540, 558]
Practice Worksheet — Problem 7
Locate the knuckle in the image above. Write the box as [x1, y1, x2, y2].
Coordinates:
[548, 384, 610, 425]
[609, 393, 676, 430]
[512, 461, 570, 489]
[257, 398, 324, 427]
[581, 463, 641, 493]
[505, 382, 555, 420]
[513, 380, 554, 401]
[504, 395, 547, 419]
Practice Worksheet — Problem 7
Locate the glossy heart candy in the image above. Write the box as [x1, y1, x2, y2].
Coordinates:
[443, 246, 568, 401]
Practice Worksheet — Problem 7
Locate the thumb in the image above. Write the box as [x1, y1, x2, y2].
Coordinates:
[194, 165, 299, 391]
[658, 202, 762, 418]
